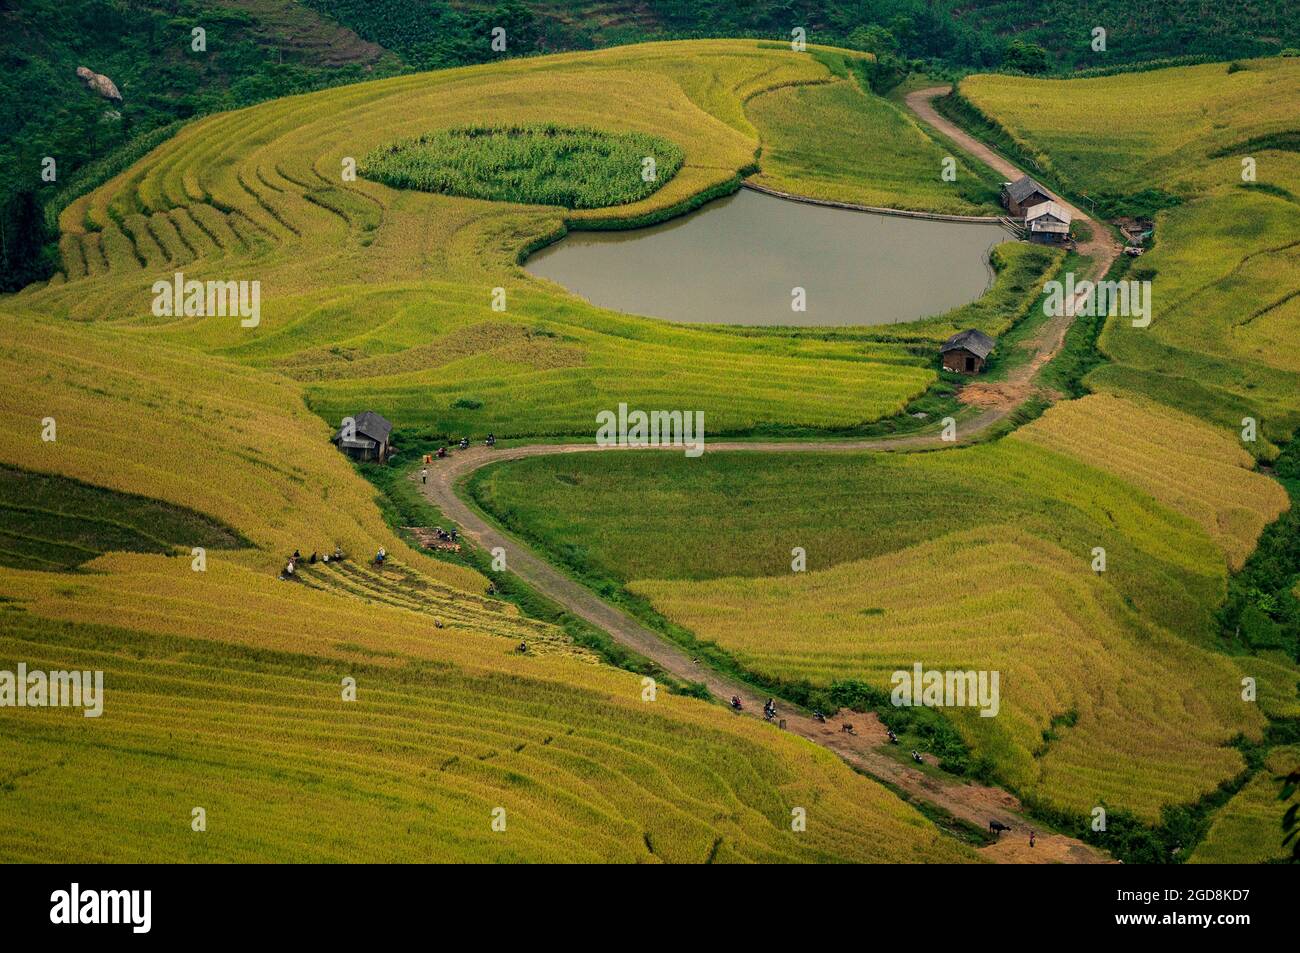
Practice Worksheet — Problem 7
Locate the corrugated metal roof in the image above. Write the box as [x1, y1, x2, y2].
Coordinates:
[1024, 200, 1071, 224]
[940, 329, 996, 359]
[1005, 175, 1050, 203]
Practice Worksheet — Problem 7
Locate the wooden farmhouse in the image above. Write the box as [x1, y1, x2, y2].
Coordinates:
[940, 329, 996, 374]
[333, 410, 393, 462]
[1001, 175, 1053, 216]
[1024, 200, 1072, 244]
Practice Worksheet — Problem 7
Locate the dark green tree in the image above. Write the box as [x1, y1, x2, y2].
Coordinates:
[1003, 39, 1049, 74]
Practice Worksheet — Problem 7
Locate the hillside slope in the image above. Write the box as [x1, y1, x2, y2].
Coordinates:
[960, 57, 1300, 453]
[458, 52, 1300, 833]
[20, 41, 995, 438]
[0, 0, 399, 289]
[0, 41, 1004, 863]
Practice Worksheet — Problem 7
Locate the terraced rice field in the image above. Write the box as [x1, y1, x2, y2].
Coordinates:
[0, 464, 246, 572]
[0, 301, 972, 862]
[1017, 394, 1289, 571]
[960, 59, 1300, 199]
[8, 39, 1297, 862]
[460, 51, 1300, 831]
[745, 77, 1000, 215]
[471, 392, 1296, 820]
[1189, 746, 1300, 864]
[632, 528, 1261, 819]
[0, 566, 968, 863]
[0, 40, 1033, 862]
[15, 40, 1015, 439]
[0, 307, 480, 591]
[961, 57, 1300, 453]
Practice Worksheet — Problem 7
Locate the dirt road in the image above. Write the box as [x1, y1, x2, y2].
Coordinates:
[904, 86, 1120, 269]
[407, 92, 1125, 863]
[420, 446, 1108, 863]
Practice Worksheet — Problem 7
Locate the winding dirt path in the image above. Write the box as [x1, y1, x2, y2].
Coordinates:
[906, 86, 1120, 412]
[409, 91, 1124, 863]
[905, 86, 1120, 268]
[420, 444, 1108, 863]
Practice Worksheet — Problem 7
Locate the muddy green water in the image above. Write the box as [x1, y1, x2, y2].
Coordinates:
[525, 188, 1007, 327]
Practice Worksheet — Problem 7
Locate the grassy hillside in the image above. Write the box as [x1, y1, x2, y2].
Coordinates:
[960, 57, 1300, 454]
[466, 53, 1300, 837]
[1188, 746, 1300, 864]
[470, 393, 1294, 820]
[0, 40, 1023, 862]
[18, 40, 1034, 440]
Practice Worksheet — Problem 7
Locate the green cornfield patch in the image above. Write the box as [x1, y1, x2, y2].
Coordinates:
[360, 124, 685, 209]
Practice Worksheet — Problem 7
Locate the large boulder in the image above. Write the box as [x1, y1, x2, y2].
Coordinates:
[76, 66, 122, 102]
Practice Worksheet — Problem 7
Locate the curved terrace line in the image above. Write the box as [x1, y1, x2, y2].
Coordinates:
[412, 88, 1122, 863]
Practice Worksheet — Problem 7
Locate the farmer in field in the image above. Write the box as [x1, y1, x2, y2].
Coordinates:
[375, 547, 386, 565]
[421, 467, 428, 484]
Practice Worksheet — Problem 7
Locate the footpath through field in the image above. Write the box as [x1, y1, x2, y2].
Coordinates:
[416, 89, 1122, 863]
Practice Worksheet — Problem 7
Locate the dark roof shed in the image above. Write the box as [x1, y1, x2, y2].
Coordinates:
[334, 410, 393, 445]
[1005, 175, 1050, 204]
[941, 329, 996, 359]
